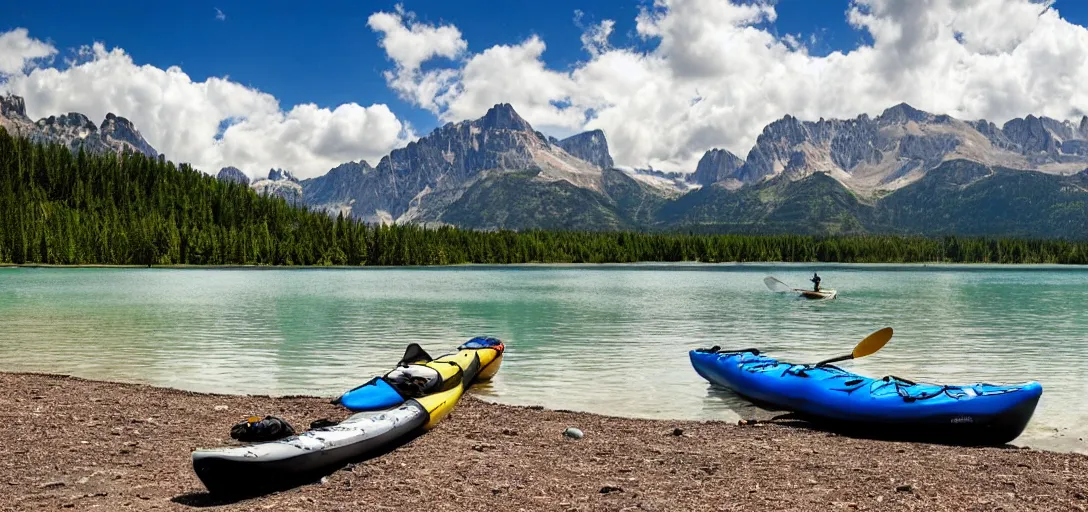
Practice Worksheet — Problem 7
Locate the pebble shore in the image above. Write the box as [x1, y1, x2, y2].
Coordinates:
[2, 372, 1086, 511]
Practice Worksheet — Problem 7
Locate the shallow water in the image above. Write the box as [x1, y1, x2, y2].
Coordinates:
[0, 264, 1085, 453]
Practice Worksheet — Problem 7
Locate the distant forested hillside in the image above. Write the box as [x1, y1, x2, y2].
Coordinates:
[3, 129, 1088, 266]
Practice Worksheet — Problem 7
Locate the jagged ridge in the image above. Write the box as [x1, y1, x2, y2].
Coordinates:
[0, 94, 158, 158]
[691, 103, 1088, 194]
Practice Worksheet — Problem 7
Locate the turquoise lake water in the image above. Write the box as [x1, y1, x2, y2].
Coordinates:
[0, 265, 1085, 453]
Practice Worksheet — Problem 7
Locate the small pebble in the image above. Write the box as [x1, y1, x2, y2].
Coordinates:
[599, 486, 623, 494]
[671, 428, 683, 436]
[563, 427, 584, 439]
[214, 405, 228, 411]
[896, 484, 913, 493]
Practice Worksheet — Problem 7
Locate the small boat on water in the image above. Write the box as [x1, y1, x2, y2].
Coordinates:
[764, 276, 838, 300]
[689, 346, 1042, 446]
[798, 289, 837, 300]
[190, 337, 505, 495]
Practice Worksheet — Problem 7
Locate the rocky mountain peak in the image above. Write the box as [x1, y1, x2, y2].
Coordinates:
[267, 168, 299, 182]
[877, 103, 932, 124]
[0, 94, 27, 119]
[479, 103, 534, 132]
[0, 94, 158, 158]
[216, 166, 250, 186]
[690, 148, 746, 187]
[556, 129, 614, 169]
[326, 160, 373, 176]
[1001, 115, 1060, 155]
[38, 113, 98, 133]
[100, 113, 158, 157]
[252, 169, 303, 205]
[300, 102, 603, 224]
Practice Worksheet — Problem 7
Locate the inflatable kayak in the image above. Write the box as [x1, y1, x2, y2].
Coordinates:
[191, 338, 504, 495]
[332, 336, 505, 411]
[690, 347, 1042, 445]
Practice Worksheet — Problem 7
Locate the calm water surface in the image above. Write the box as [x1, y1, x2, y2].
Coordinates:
[1, 265, 1086, 453]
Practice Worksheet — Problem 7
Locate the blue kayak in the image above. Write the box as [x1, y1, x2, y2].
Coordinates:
[690, 347, 1042, 445]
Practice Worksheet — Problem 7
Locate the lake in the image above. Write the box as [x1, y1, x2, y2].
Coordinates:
[1, 264, 1085, 453]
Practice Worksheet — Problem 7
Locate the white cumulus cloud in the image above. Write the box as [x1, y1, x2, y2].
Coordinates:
[0, 33, 414, 180]
[0, 28, 57, 76]
[367, 4, 468, 113]
[369, 0, 1088, 172]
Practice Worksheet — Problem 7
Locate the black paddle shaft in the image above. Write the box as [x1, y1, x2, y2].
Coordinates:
[814, 354, 852, 367]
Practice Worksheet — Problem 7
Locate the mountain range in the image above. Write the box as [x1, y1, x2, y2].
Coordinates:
[3, 92, 1087, 237]
[0, 95, 158, 158]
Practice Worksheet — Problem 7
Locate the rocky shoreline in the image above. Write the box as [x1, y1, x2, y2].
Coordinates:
[2, 372, 1086, 511]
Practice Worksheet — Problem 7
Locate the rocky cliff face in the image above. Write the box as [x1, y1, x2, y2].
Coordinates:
[555, 129, 614, 169]
[0, 93, 158, 158]
[215, 166, 250, 186]
[100, 113, 158, 157]
[301, 103, 603, 224]
[692, 103, 1088, 193]
[0, 95, 29, 122]
[0, 94, 36, 136]
[999, 114, 1088, 161]
[251, 168, 303, 205]
[300, 161, 373, 218]
[688, 148, 745, 188]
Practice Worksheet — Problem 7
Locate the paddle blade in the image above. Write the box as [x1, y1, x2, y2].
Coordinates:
[814, 327, 894, 367]
[763, 276, 792, 293]
[851, 327, 893, 359]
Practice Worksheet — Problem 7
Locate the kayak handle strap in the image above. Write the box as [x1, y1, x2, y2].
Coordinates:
[883, 375, 917, 386]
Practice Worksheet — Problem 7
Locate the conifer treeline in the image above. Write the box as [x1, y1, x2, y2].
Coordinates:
[2, 128, 1087, 266]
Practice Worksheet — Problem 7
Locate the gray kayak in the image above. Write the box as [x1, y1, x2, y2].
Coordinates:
[192, 401, 427, 494]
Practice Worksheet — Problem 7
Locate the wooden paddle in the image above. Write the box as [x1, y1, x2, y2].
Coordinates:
[814, 327, 894, 367]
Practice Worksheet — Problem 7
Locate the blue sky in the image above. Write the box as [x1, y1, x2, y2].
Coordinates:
[0, 0, 908, 134]
[3, 1, 1088, 178]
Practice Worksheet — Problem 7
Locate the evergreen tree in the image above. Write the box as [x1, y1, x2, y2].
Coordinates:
[2, 128, 1087, 267]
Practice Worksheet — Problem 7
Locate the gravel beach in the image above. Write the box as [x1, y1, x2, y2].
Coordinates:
[2, 372, 1086, 511]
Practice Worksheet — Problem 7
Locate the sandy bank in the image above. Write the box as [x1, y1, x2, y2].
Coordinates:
[1, 372, 1086, 511]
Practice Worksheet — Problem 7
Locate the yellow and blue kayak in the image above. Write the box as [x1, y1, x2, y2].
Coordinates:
[191, 337, 505, 495]
[333, 336, 505, 412]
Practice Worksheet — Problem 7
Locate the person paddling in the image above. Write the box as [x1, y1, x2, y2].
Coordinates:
[810, 272, 821, 292]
